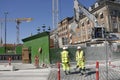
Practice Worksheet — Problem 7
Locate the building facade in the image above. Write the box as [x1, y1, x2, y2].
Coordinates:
[50, 0, 120, 47]
[69, 0, 120, 45]
[57, 17, 73, 47]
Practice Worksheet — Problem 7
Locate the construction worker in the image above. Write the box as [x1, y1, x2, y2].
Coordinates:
[61, 46, 70, 75]
[74, 46, 85, 75]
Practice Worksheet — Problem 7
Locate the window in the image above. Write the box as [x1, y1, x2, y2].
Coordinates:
[100, 13, 104, 19]
[95, 13, 98, 18]
[88, 28, 91, 34]
[94, 27, 105, 38]
[118, 12, 120, 21]
[77, 33, 81, 37]
[111, 10, 118, 17]
[77, 26, 79, 29]
[112, 22, 118, 32]
[87, 20, 90, 24]
[82, 22, 84, 26]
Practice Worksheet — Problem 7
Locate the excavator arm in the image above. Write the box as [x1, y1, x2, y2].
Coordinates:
[73, 0, 105, 39]
[74, 0, 99, 27]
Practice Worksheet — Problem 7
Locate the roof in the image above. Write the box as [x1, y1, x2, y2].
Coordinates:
[22, 31, 50, 42]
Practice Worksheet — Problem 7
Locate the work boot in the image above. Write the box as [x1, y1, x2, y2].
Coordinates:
[64, 71, 68, 75]
[79, 68, 82, 73]
[68, 71, 71, 75]
[74, 66, 79, 71]
[74, 68, 77, 71]
[83, 67, 86, 75]
[81, 70, 84, 75]
[79, 68, 84, 75]
[81, 68, 85, 75]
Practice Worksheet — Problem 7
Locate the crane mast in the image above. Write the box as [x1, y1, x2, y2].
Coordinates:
[15, 18, 32, 44]
[74, 0, 105, 39]
[52, 0, 59, 48]
[0, 18, 32, 44]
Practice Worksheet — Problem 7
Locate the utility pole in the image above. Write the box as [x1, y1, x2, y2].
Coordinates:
[4, 12, 8, 53]
[0, 23, 3, 45]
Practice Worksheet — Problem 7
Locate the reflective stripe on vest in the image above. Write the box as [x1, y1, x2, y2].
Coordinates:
[76, 50, 83, 60]
[61, 51, 68, 63]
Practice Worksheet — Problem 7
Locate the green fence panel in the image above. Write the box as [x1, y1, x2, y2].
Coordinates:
[50, 47, 77, 64]
[50, 48, 62, 64]
[0, 47, 5, 54]
[16, 45, 22, 54]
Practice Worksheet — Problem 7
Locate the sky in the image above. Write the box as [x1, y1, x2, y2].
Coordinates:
[0, 0, 96, 44]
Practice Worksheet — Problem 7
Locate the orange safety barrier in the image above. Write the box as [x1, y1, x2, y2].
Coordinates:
[57, 62, 60, 80]
[96, 61, 99, 80]
[35, 56, 39, 68]
[8, 57, 12, 65]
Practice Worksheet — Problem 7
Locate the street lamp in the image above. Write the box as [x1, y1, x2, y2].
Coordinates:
[4, 12, 8, 53]
[37, 27, 40, 33]
[48, 26, 51, 32]
[42, 24, 46, 32]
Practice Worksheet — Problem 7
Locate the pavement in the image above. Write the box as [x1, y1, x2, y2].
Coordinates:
[49, 68, 120, 80]
[0, 68, 51, 80]
[0, 60, 120, 80]
[48, 60, 120, 80]
[0, 62, 51, 80]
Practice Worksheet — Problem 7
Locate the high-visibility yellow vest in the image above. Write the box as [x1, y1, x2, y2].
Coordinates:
[61, 50, 69, 63]
[76, 50, 84, 61]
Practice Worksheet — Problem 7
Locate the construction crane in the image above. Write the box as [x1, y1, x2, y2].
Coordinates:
[74, 0, 99, 27]
[15, 18, 32, 44]
[52, 0, 59, 48]
[0, 18, 33, 44]
[52, 0, 59, 30]
[73, 0, 105, 39]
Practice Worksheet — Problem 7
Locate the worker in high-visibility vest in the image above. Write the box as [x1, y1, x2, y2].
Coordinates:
[61, 46, 70, 75]
[74, 46, 85, 75]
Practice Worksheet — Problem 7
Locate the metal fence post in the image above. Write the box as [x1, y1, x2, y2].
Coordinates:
[35, 56, 39, 68]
